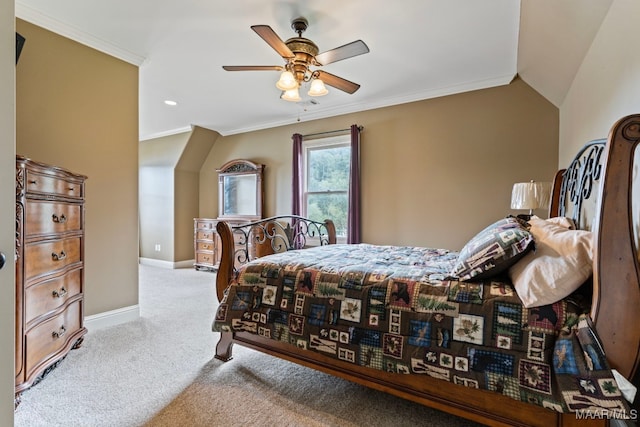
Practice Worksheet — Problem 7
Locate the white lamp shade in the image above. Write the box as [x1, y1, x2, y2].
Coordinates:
[511, 181, 552, 211]
[275, 71, 298, 91]
[308, 78, 328, 96]
[280, 87, 301, 102]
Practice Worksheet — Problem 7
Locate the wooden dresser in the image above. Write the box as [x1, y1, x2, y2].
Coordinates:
[15, 156, 87, 407]
[193, 218, 220, 271]
[193, 218, 262, 271]
[194, 159, 265, 272]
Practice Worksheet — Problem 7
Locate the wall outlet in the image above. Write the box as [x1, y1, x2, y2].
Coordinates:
[154, 244, 161, 252]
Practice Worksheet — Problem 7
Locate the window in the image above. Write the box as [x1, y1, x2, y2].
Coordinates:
[302, 136, 351, 239]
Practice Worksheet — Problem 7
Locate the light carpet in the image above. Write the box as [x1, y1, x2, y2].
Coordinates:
[14, 264, 481, 427]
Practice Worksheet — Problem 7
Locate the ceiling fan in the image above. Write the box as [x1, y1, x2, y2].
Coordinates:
[222, 17, 369, 101]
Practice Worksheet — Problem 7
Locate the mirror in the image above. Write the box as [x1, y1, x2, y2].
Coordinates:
[223, 175, 257, 216]
[217, 159, 264, 220]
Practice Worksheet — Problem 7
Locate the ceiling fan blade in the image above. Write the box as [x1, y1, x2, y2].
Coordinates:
[316, 70, 360, 94]
[222, 65, 284, 71]
[251, 25, 295, 59]
[314, 40, 369, 66]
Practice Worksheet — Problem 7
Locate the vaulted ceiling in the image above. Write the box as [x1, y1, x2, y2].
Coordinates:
[15, 0, 612, 140]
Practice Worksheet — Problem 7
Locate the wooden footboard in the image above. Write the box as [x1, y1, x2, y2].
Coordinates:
[212, 116, 640, 426]
[215, 215, 336, 302]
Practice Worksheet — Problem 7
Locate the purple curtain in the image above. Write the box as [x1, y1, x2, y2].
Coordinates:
[347, 125, 361, 244]
[291, 133, 303, 216]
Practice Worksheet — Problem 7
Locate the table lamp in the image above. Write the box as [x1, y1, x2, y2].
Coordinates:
[510, 180, 551, 219]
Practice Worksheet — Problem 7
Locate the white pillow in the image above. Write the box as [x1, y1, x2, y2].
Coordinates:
[545, 216, 576, 230]
[509, 216, 593, 308]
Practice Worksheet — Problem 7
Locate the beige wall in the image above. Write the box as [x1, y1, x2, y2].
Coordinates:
[1, 0, 16, 422]
[139, 166, 174, 261]
[15, 19, 139, 316]
[139, 126, 217, 262]
[139, 132, 188, 261]
[174, 169, 200, 261]
[559, 0, 640, 165]
[201, 78, 559, 250]
[174, 127, 217, 261]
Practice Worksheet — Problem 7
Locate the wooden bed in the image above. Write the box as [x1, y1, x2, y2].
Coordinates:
[212, 114, 640, 427]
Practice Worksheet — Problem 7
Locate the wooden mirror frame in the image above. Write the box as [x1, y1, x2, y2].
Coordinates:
[216, 159, 264, 221]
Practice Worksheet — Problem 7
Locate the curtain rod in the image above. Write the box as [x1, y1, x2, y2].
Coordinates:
[302, 126, 363, 139]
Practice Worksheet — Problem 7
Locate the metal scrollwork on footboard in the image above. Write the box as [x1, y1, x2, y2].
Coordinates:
[230, 215, 336, 267]
[557, 139, 606, 230]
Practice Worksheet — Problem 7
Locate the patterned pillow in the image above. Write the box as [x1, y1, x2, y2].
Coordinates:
[450, 217, 534, 281]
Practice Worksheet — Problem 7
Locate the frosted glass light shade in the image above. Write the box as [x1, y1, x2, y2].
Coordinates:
[276, 71, 298, 90]
[281, 87, 301, 102]
[511, 181, 552, 214]
[308, 78, 328, 96]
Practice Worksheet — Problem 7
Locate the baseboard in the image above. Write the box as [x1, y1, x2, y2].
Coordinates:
[84, 305, 140, 332]
[139, 257, 195, 269]
[174, 259, 195, 269]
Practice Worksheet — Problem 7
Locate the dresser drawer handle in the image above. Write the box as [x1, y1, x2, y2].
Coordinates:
[28, 179, 37, 185]
[52, 287, 67, 298]
[52, 325, 66, 339]
[52, 214, 67, 224]
[203, 244, 210, 249]
[203, 256, 210, 261]
[203, 233, 211, 239]
[51, 251, 67, 261]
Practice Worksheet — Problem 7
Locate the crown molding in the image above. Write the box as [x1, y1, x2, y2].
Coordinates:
[15, 2, 145, 66]
[139, 125, 194, 142]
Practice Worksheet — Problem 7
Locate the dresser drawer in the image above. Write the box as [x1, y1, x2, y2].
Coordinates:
[196, 251, 216, 266]
[196, 220, 216, 231]
[26, 171, 83, 199]
[24, 237, 82, 281]
[196, 241, 215, 251]
[25, 300, 82, 378]
[24, 269, 82, 325]
[26, 201, 82, 236]
[196, 230, 215, 240]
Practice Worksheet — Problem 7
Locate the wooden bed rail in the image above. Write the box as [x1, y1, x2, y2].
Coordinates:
[215, 216, 336, 302]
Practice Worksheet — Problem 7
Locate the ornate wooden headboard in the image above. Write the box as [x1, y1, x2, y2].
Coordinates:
[549, 139, 606, 231]
[549, 116, 640, 397]
[591, 116, 640, 394]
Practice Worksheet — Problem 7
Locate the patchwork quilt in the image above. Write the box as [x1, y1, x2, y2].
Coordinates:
[213, 243, 630, 415]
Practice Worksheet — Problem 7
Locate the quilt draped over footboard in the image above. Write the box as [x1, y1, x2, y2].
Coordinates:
[213, 243, 629, 414]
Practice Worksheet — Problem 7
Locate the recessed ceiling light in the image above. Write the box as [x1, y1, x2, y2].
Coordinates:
[164, 100, 177, 106]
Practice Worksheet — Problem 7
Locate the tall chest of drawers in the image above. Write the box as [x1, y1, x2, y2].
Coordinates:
[15, 156, 87, 407]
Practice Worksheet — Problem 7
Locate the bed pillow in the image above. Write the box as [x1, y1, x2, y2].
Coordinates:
[508, 216, 593, 308]
[545, 216, 576, 230]
[450, 217, 534, 281]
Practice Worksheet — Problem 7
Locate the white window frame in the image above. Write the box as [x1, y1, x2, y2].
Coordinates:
[302, 134, 351, 243]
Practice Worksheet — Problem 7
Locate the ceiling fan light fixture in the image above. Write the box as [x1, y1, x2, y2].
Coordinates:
[281, 87, 301, 102]
[223, 18, 369, 100]
[308, 78, 328, 97]
[275, 70, 298, 90]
